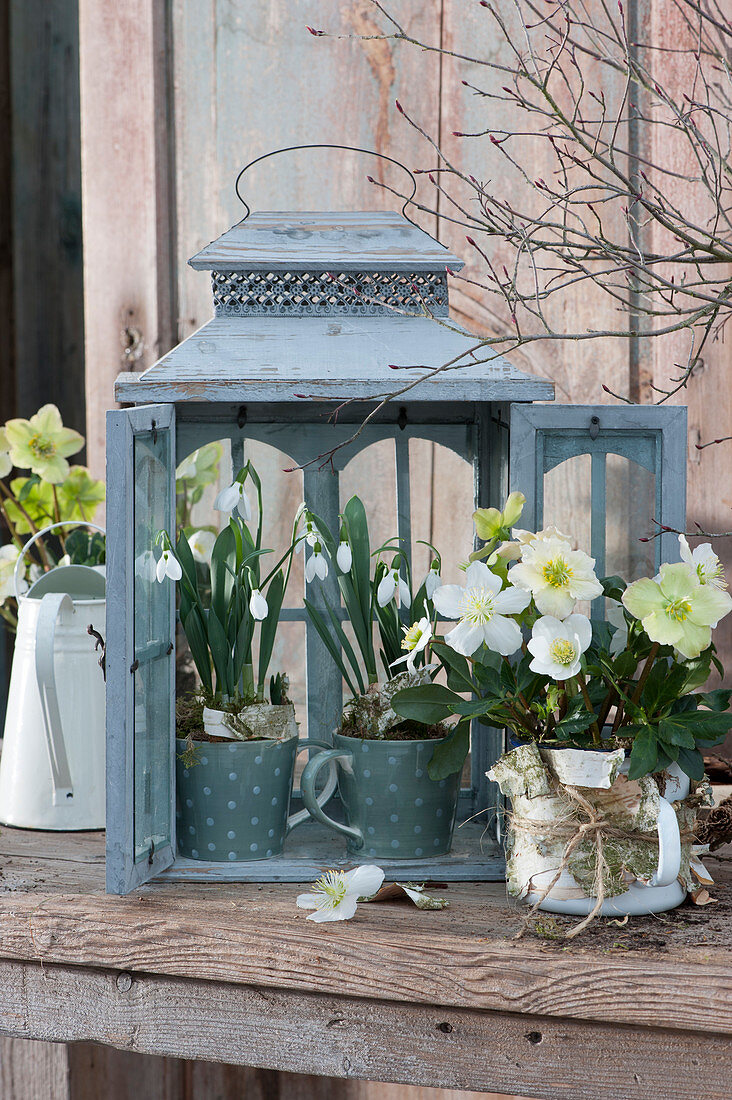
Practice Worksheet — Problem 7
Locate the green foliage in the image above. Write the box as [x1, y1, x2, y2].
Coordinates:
[172, 463, 297, 705]
[303, 495, 429, 689]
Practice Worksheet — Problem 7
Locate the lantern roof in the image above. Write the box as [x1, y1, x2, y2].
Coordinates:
[189, 211, 464, 273]
[115, 315, 554, 405]
[114, 209, 554, 405]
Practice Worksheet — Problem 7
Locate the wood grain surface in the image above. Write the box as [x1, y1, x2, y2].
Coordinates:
[0, 957, 729, 1100]
[0, 829, 731, 1040]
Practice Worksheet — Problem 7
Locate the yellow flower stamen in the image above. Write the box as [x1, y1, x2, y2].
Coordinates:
[28, 434, 55, 458]
[665, 598, 692, 622]
[549, 638, 577, 666]
[312, 870, 348, 910]
[401, 622, 424, 651]
[459, 586, 495, 624]
[542, 557, 573, 588]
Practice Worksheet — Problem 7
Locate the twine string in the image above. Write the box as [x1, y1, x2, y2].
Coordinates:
[510, 785, 693, 940]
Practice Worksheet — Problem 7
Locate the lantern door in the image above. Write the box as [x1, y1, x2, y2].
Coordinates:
[509, 403, 688, 604]
[106, 404, 176, 893]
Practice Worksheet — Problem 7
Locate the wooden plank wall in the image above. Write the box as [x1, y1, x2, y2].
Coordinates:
[9, 0, 85, 435]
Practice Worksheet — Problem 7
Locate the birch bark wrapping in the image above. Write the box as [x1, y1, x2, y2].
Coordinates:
[489, 744, 713, 907]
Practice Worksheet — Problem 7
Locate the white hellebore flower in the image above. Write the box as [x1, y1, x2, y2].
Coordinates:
[377, 567, 411, 609]
[336, 540, 352, 573]
[249, 588, 268, 621]
[679, 534, 726, 590]
[214, 480, 252, 521]
[305, 542, 329, 583]
[424, 564, 441, 599]
[432, 561, 530, 657]
[134, 549, 157, 583]
[391, 616, 433, 674]
[0, 543, 20, 601]
[527, 614, 592, 680]
[510, 531, 603, 619]
[155, 549, 182, 583]
[187, 528, 216, 564]
[296, 865, 385, 923]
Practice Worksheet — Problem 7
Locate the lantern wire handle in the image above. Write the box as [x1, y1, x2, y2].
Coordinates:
[234, 144, 419, 227]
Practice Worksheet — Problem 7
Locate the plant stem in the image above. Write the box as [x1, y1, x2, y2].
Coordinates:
[630, 642, 660, 708]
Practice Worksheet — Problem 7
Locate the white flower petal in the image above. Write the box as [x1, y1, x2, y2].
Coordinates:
[397, 577, 412, 609]
[165, 554, 182, 581]
[481, 614, 523, 656]
[432, 584, 465, 619]
[337, 542, 352, 572]
[425, 569, 441, 599]
[493, 584, 530, 615]
[314, 552, 329, 580]
[250, 589, 268, 620]
[533, 586, 577, 619]
[445, 620, 485, 656]
[465, 560, 501, 593]
[307, 895, 359, 922]
[214, 482, 239, 513]
[377, 572, 397, 607]
[296, 893, 320, 910]
[236, 488, 252, 522]
[564, 613, 592, 653]
[155, 555, 167, 583]
[344, 864, 385, 898]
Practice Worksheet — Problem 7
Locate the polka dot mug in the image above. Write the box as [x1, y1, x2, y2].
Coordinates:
[300, 731, 460, 859]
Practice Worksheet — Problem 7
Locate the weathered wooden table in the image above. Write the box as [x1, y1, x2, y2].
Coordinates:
[0, 827, 730, 1100]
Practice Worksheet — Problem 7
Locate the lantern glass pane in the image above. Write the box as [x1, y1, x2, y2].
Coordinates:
[133, 428, 173, 863]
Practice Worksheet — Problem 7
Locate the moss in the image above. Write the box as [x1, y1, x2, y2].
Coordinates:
[339, 675, 448, 741]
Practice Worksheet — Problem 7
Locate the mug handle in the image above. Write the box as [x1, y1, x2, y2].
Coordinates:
[300, 749, 364, 847]
[286, 738, 338, 833]
[651, 796, 682, 887]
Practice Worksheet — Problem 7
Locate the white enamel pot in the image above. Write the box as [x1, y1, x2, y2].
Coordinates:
[526, 758, 689, 918]
[0, 523, 106, 830]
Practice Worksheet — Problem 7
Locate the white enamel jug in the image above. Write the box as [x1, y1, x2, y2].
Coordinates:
[0, 523, 106, 830]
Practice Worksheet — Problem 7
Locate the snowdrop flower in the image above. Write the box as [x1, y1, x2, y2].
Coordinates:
[214, 480, 251, 521]
[510, 530, 603, 619]
[0, 544, 20, 601]
[432, 561, 530, 657]
[155, 549, 182, 583]
[336, 539, 352, 573]
[249, 588, 268, 621]
[134, 549, 157, 582]
[187, 528, 216, 564]
[305, 542, 329, 583]
[296, 512, 321, 552]
[527, 614, 592, 680]
[607, 600, 628, 657]
[297, 865, 384, 923]
[391, 616, 433, 674]
[424, 562, 441, 599]
[377, 564, 411, 609]
[678, 534, 726, 590]
[623, 562, 732, 660]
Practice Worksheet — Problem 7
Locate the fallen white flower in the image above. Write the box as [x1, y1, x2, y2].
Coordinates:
[296, 865, 385, 922]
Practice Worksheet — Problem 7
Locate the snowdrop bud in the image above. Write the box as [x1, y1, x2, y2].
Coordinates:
[336, 540, 352, 573]
[249, 588, 269, 621]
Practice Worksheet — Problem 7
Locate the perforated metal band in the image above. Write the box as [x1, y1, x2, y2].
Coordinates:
[211, 270, 449, 317]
